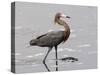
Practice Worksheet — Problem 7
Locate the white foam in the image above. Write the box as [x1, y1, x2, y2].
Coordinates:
[58, 48, 65, 52]
[26, 55, 34, 58]
[34, 53, 44, 57]
[64, 48, 76, 52]
[78, 44, 91, 48]
[63, 55, 69, 57]
[51, 65, 59, 68]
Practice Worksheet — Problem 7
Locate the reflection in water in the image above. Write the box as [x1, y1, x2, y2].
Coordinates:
[43, 61, 50, 71]
[14, 57, 78, 72]
[42, 57, 78, 71]
[56, 60, 58, 71]
[43, 60, 58, 71]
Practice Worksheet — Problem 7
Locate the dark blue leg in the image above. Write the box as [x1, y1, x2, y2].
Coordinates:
[43, 47, 52, 71]
[55, 46, 58, 71]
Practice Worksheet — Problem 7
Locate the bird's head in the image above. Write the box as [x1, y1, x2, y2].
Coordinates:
[54, 12, 70, 25]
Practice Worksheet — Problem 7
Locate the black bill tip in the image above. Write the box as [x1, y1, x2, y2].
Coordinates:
[66, 16, 70, 18]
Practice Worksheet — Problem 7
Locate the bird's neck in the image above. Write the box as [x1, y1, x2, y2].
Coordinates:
[57, 18, 70, 32]
[57, 18, 70, 42]
[63, 22, 70, 32]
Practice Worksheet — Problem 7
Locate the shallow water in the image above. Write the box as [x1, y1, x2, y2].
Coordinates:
[13, 2, 97, 73]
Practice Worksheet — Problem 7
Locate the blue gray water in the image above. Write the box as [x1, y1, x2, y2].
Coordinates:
[14, 2, 97, 73]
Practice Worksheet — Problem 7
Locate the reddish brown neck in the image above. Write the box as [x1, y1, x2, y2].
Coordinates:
[57, 18, 70, 42]
[55, 16, 70, 31]
[55, 16, 69, 30]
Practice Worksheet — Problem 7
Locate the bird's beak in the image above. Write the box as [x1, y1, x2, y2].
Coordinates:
[66, 16, 70, 18]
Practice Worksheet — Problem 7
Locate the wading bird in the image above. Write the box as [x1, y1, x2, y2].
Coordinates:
[29, 13, 70, 71]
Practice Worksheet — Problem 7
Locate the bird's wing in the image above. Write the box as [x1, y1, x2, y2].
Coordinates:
[36, 31, 64, 47]
[36, 33, 47, 39]
[36, 31, 63, 39]
[47, 31, 64, 38]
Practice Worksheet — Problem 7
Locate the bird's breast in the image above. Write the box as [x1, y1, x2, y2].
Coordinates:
[63, 29, 70, 42]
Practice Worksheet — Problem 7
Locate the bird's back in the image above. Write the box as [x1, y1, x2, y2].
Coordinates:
[30, 30, 70, 47]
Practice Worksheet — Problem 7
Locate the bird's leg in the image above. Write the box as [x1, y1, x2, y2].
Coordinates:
[43, 47, 52, 63]
[43, 47, 52, 71]
[55, 46, 58, 71]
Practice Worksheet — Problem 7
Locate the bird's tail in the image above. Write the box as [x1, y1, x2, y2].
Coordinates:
[30, 39, 38, 46]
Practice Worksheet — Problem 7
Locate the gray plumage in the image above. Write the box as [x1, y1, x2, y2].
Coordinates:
[30, 31, 70, 47]
[29, 13, 70, 71]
